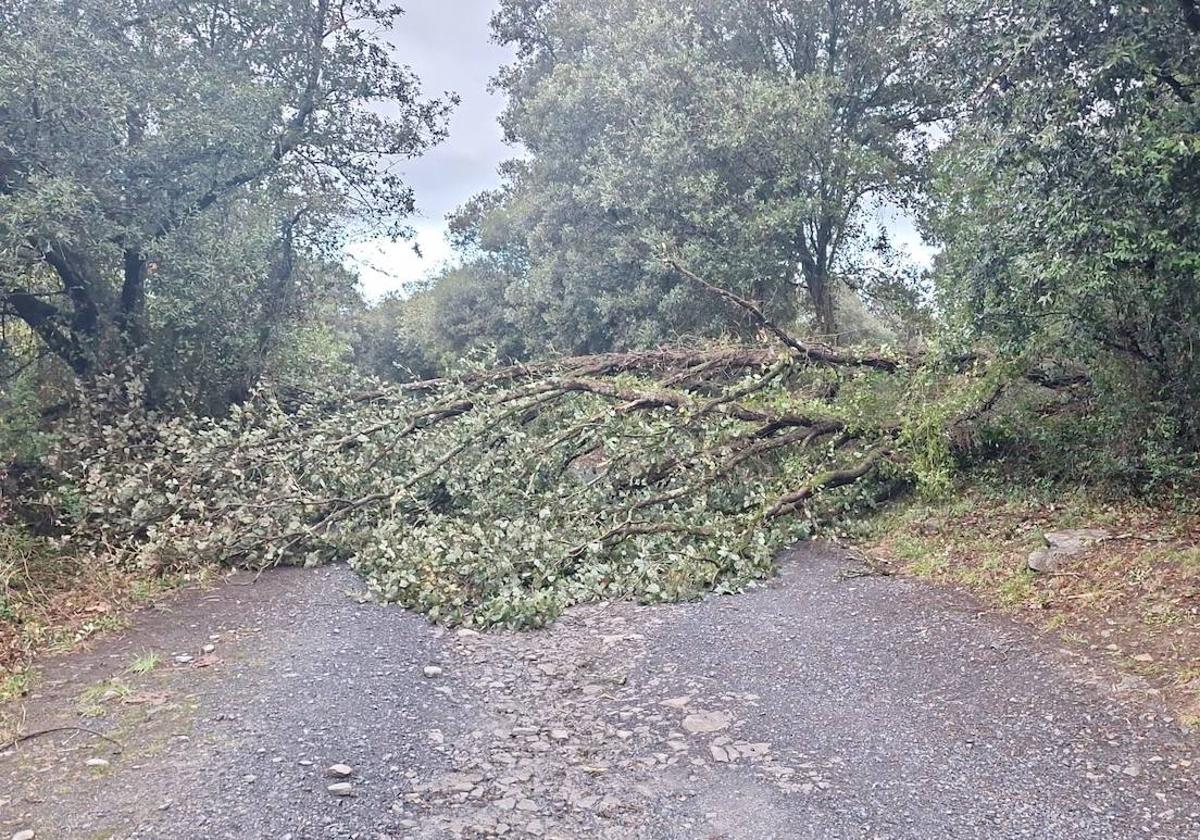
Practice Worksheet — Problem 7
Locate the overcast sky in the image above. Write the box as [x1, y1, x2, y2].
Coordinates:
[347, 0, 514, 299]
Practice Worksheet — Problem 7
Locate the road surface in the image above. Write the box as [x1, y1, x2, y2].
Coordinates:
[2, 544, 1198, 839]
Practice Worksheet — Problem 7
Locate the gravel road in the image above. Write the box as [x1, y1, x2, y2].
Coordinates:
[3, 543, 1198, 839]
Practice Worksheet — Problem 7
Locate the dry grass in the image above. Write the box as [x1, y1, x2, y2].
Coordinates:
[852, 482, 1200, 724]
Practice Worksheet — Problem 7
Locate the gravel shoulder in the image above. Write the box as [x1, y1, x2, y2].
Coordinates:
[3, 544, 1198, 839]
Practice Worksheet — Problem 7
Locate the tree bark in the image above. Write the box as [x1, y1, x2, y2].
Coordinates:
[119, 247, 148, 351]
[3, 290, 92, 375]
[802, 262, 837, 342]
[41, 244, 101, 338]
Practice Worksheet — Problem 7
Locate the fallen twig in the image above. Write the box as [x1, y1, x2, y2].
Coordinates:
[1, 725, 124, 753]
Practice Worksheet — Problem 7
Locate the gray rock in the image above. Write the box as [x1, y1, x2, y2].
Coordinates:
[326, 763, 354, 778]
[739, 742, 771, 759]
[682, 710, 731, 734]
[12, 831, 35, 840]
[423, 665, 444, 678]
[85, 758, 111, 768]
[1027, 528, 1111, 573]
[327, 782, 354, 796]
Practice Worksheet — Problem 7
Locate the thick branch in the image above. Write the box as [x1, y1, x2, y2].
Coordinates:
[766, 446, 892, 518]
[663, 257, 901, 372]
[41, 245, 100, 337]
[399, 347, 782, 394]
[3, 289, 91, 375]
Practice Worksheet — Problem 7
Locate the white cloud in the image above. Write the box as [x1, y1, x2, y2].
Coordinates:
[345, 222, 457, 301]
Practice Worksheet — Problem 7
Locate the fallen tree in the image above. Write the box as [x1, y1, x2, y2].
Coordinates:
[33, 268, 1054, 628]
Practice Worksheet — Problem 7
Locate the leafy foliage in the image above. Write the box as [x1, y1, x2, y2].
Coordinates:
[36, 335, 1005, 628]
[927, 0, 1200, 466]
[443, 0, 942, 353]
[0, 0, 452, 392]
[353, 261, 528, 383]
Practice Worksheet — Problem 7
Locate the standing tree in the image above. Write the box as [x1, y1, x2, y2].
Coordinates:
[462, 0, 941, 350]
[926, 0, 1200, 459]
[0, 0, 453, 379]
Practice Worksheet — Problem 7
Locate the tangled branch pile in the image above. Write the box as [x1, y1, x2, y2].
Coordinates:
[35, 311, 1014, 629]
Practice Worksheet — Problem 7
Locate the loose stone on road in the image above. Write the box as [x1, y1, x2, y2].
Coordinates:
[2, 544, 1198, 839]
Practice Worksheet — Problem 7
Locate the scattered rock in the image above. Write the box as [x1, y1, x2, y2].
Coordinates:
[682, 710, 732, 734]
[327, 782, 354, 796]
[739, 742, 771, 759]
[1027, 528, 1111, 573]
[326, 763, 354, 778]
[423, 665, 444, 678]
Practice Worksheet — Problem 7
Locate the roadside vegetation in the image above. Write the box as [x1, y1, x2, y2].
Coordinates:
[2, 0, 1198, 719]
[851, 474, 1200, 723]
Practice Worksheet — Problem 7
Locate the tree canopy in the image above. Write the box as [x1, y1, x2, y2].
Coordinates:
[0, 0, 452, 388]
[928, 0, 1200, 463]
[446, 0, 943, 353]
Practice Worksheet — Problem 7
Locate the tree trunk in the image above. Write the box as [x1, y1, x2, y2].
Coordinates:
[802, 263, 837, 342]
[119, 247, 148, 352]
[3, 289, 92, 375]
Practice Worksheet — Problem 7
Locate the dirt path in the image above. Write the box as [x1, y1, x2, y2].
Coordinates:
[3, 544, 1198, 839]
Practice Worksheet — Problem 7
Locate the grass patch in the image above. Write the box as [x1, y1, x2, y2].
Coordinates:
[128, 650, 162, 675]
[77, 677, 133, 717]
[0, 667, 30, 704]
